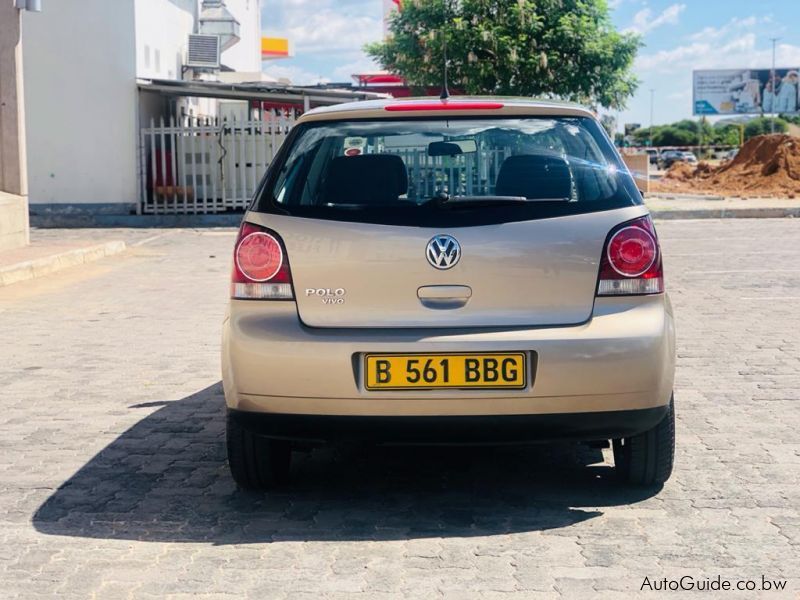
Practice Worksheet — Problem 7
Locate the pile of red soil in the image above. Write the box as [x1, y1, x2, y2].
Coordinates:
[652, 135, 800, 197]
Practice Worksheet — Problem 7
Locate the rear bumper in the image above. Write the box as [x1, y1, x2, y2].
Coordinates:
[222, 294, 675, 418]
[229, 406, 669, 444]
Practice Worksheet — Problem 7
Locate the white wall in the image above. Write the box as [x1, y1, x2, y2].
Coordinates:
[135, 0, 262, 79]
[134, 0, 196, 80]
[222, 0, 262, 73]
[21, 0, 261, 209]
[22, 0, 139, 207]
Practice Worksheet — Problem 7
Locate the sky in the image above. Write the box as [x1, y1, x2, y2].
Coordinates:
[260, 0, 800, 128]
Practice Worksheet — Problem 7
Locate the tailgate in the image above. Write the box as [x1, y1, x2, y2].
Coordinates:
[249, 206, 647, 328]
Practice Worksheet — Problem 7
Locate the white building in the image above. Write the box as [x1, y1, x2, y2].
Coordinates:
[19, 0, 263, 216]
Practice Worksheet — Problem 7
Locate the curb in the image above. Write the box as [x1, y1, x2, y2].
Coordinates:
[649, 207, 800, 219]
[647, 193, 726, 201]
[28, 207, 800, 227]
[0, 240, 127, 287]
[30, 213, 244, 229]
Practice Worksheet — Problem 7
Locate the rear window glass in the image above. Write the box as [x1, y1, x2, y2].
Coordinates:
[254, 116, 642, 227]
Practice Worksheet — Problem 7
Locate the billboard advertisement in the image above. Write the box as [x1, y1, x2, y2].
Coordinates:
[693, 69, 799, 115]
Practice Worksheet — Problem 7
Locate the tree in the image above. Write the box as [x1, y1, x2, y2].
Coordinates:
[600, 114, 617, 137]
[711, 125, 742, 147]
[366, 0, 641, 110]
[779, 114, 800, 126]
[631, 126, 654, 146]
[672, 119, 700, 133]
[630, 120, 752, 148]
[744, 117, 788, 140]
[652, 127, 697, 147]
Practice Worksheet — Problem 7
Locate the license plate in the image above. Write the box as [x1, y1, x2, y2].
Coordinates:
[364, 352, 527, 391]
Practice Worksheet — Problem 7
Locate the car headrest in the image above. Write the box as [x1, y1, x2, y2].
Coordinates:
[495, 154, 573, 200]
[322, 154, 408, 205]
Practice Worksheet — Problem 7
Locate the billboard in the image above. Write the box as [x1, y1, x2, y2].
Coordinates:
[261, 37, 291, 60]
[693, 69, 799, 115]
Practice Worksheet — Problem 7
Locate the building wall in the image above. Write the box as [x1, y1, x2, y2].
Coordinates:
[135, 0, 205, 124]
[134, 0, 197, 81]
[21, 0, 262, 211]
[134, 0, 261, 122]
[0, 3, 27, 198]
[21, 0, 138, 208]
[135, 0, 262, 80]
[222, 0, 262, 73]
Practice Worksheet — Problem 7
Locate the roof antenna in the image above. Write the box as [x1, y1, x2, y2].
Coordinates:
[440, 37, 450, 99]
[439, 1, 450, 100]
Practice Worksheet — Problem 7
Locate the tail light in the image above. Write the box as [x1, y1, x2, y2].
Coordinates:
[597, 215, 664, 296]
[231, 222, 294, 300]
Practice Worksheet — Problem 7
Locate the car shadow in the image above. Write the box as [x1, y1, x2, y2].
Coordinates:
[33, 383, 661, 544]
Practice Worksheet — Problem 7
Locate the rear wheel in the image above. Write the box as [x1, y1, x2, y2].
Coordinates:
[226, 413, 291, 491]
[613, 396, 675, 486]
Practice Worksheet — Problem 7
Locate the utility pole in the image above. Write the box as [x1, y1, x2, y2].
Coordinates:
[649, 88, 655, 147]
[770, 37, 780, 134]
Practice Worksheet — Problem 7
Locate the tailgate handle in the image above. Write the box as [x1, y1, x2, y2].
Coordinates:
[417, 285, 472, 309]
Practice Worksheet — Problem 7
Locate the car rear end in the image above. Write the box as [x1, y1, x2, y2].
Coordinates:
[222, 98, 676, 489]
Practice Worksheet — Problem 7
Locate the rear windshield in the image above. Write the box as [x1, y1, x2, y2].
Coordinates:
[253, 116, 642, 227]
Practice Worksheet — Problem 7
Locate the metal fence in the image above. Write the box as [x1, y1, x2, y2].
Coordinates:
[138, 112, 296, 214]
[383, 147, 510, 200]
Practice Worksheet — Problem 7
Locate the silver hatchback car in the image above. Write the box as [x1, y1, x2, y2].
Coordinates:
[222, 98, 676, 490]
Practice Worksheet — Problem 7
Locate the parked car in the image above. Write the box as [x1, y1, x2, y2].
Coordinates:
[660, 150, 697, 169]
[222, 97, 676, 490]
[658, 150, 680, 169]
[644, 148, 660, 165]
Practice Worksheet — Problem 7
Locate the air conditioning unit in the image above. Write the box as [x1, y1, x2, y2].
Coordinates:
[186, 34, 221, 70]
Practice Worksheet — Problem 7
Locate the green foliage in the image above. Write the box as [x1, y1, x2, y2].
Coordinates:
[630, 126, 654, 145]
[779, 114, 800, 126]
[652, 127, 696, 147]
[365, 0, 641, 110]
[672, 119, 701, 133]
[713, 125, 742, 147]
[744, 117, 789, 140]
[627, 117, 784, 148]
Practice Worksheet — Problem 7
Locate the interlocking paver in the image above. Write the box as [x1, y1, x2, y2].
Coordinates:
[0, 220, 798, 597]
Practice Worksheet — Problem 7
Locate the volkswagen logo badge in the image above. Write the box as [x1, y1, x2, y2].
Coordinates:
[426, 235, 461, 270]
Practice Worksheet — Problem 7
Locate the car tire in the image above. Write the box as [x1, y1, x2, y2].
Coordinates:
[226, 413, 291, 491]
[613, 396, 675, 486]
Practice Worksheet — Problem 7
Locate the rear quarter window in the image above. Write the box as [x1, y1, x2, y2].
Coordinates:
[254, 116, 642, 227]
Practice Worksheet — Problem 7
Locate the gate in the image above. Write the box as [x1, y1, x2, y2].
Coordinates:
[138, 112, 296, 214]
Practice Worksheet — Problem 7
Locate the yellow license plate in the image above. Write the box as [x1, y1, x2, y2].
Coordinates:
[364, 352, 527, 391]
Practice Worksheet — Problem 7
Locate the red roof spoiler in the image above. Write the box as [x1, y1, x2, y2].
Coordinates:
[384, 101, 504, 112]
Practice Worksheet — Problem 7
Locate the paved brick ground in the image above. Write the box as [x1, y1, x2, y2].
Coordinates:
[0, 220, 798, 599]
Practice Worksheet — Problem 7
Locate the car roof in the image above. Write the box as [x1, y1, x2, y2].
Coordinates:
[298, 96, 596, 124]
